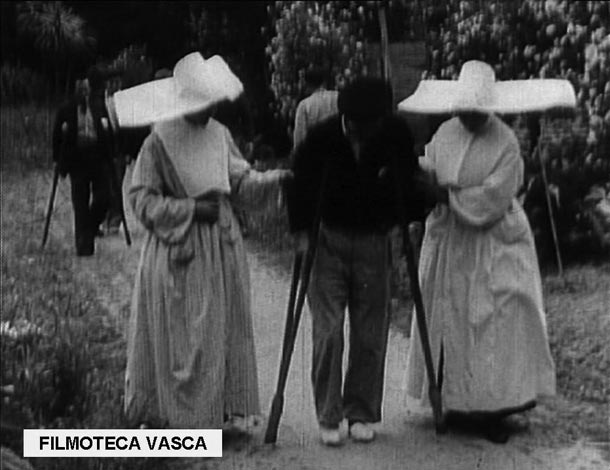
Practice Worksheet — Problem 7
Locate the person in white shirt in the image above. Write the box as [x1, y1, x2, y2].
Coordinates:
[293, 68, 339, 149]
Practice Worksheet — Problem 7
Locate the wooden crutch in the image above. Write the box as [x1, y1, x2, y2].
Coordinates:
[535, 116, 564, 277]
[100, 115, 132, 246]
[391, 153, 447, 434]
[265, 166, 328, 444]
[378, 0, 445, 433]
[41, 124, 68, 248]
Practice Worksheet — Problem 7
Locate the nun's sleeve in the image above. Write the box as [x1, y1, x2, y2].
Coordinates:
[293, 100, 308, 150]
[448, 138, 523, 228]
[129, 133, 195, 244]
[227, 129, 287, 213]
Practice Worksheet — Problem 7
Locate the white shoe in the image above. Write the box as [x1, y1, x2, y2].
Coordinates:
[223, 415, 261, 434]
[349, 422, 375, 443]
[319, 426, 344, 446]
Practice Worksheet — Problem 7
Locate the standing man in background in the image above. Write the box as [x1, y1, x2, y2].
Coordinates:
[52, 75, 113, 256]
[292, 68, 339, 150]
[87, 65, 127, 236]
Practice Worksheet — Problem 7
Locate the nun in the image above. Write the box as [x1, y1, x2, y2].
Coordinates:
[111, 52, 288, 430]
[399, 61, 575, 443]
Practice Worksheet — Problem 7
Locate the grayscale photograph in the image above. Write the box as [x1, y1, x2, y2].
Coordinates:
[1, 1, 608, 469]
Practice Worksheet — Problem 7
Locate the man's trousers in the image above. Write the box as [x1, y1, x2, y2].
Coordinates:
[68, 146, 111, 256]
[308, 224, 391, 428]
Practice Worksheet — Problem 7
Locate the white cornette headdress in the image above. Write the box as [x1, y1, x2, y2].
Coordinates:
[112, 52, 243, 127]
[398, 61, 576, 114]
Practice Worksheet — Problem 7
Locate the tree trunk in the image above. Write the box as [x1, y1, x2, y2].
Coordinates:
[54, 58, 61, 100]
[378, 3, 391, 83]
[64, 59, 72, 97]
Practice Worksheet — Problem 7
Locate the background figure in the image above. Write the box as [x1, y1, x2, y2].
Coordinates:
[288, 77, 427, 446]
[52, 76, 113, 256]
[108, 67, 171, 169]
[292, 68, 339, 150]
[86, 65, 127, 236]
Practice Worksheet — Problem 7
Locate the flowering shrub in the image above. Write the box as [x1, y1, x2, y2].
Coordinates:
[266, 1, 370, 148]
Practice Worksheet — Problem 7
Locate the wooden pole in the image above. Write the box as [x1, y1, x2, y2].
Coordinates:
[264, 164, 329, 444]
[378, 1, 446, 434]
[379, 3, 391, 84]
[537, 117, 564, 277]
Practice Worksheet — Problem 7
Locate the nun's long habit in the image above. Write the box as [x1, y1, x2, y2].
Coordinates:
[405, 115, 556, 413]
[125, 117, 281, 427]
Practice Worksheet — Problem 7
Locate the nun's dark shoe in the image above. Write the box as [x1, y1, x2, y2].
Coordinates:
[483, 419, 510, 444]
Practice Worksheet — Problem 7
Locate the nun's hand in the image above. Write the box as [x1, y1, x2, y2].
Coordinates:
[194, 193, 220, 224]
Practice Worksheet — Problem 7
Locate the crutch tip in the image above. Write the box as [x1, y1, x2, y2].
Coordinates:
[435, 417, 448, 434]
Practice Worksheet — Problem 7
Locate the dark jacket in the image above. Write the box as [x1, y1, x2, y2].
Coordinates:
[52, 93, 113, 176]
[288, 114, 428, 234]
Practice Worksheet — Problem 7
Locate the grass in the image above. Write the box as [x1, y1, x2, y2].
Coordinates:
[0, 105, 157, 470]
[539, 266, 610, 445]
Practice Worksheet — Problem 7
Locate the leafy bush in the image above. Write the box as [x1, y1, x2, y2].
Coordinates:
[0, 64, 50, 105]
[16, 0, 96, 98]
[0, 104, 53, 172]
[107, 44, 153, 92]
[0, 243, 137, 469]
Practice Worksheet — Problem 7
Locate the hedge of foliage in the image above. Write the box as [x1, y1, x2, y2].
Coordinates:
[0, 64, 50, 105]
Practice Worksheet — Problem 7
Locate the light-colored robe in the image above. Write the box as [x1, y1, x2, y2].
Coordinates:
[125, 117, 283, 428]
[406, 115, 556, 413]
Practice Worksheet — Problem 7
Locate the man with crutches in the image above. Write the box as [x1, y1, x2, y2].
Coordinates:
[49, 77, 112, 256]
[49, 73, 130, 256]
[285, 77, 428, 446]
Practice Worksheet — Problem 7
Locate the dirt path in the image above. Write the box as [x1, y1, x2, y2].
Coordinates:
[36, 166, 608, 470]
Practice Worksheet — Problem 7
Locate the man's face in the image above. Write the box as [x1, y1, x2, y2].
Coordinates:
[458, 111, 489, 133]
[76, 79, 90, 101]
[343, 116, 384, 146]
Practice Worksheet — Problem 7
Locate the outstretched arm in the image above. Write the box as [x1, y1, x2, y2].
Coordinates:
[228, 129, 290, 213]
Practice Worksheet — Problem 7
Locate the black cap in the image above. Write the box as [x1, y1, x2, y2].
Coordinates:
[338, 77, 393, 122]
[86, 66, 105, 92]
